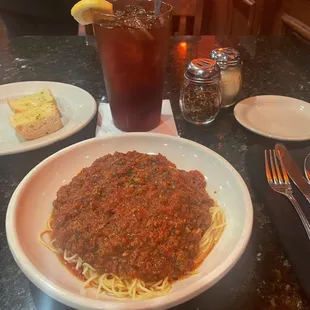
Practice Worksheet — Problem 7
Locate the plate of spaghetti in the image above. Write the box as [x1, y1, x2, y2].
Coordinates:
[6, 133, 253, 310]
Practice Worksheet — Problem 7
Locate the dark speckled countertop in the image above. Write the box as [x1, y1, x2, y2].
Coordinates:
[0, 36, 310, 310]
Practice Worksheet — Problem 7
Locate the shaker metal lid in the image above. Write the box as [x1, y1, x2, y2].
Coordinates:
[210, 47, 241, 68]
[185, 58, 221, 83]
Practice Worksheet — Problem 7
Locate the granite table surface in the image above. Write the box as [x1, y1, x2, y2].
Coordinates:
[0, 35, 310, 310]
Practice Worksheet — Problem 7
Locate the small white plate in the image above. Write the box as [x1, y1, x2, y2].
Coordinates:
[0, 81, 97, 155]
[234, 95, 310, 141]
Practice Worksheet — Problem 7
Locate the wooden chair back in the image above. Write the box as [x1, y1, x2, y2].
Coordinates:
[165, 0, 204, 35]
[227, 0, 262, 35]
[280, 13, 310, 44]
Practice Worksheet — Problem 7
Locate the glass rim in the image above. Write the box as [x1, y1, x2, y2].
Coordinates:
[92, 1, 173, 22]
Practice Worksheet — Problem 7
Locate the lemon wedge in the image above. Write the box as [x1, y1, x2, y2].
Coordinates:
[71, 0, 113, 25]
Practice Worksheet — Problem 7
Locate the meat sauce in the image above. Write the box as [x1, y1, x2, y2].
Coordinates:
[52, 151, 213, 282]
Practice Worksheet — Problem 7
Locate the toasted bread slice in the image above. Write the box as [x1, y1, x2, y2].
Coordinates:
[7, 89, 59, 114]
[9, 104, 63, 140]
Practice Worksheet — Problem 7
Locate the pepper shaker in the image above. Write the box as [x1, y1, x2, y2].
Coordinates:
[210, 47, 242, 108]
[180, 58, 222, 124]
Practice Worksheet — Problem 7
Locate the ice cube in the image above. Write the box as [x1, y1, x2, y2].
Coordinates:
[123, 16, 142, 29]
[124, 5, 147, 17]
[111, 5, 159, 31]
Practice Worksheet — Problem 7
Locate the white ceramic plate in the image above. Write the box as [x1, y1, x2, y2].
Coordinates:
[6, 133, 253, 310]
[0, 81, 97, 155]
[234, 95, 310, 141]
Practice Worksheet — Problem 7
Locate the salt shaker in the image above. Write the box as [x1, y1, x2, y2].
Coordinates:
[180, 58, 221, 124]
[210, 47, 242, 108]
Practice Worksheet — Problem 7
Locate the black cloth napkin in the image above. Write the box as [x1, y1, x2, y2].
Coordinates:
[247, 144, 310, 299]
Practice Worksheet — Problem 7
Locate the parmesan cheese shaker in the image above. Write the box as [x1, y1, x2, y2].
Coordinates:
[210, 47, 242, 108]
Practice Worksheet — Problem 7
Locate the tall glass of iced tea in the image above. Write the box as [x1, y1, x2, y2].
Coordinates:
[93, 1, 172, 132]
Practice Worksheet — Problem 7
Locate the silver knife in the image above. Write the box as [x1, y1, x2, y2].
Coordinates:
[275, 144, 310, 203]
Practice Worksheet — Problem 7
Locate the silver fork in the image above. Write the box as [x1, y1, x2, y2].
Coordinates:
[265, 149, 310, 240]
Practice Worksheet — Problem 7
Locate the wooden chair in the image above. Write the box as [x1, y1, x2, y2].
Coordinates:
[165, 0, 204, 35]
[227, 0, 264, 35]
[280, 13, 310, 44]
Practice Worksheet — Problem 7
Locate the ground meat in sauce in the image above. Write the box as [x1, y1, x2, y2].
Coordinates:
[52, 151, 213, 283]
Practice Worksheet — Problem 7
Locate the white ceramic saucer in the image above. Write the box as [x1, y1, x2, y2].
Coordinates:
[234, 95, 310, 141]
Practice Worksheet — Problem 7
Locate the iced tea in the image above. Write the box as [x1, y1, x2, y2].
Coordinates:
[93, 1, 172, 131]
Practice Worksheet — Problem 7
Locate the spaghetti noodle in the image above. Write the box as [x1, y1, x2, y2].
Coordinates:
[39, 151, 226, 300]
